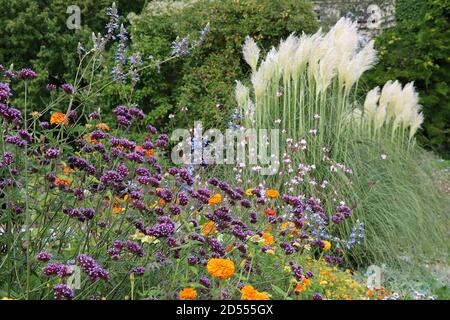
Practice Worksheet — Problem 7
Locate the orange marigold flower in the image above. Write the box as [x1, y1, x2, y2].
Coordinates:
[135, 145, 154, 157]
[208, 193, 222, 205]
[54, 177, 71, 186]
[63, 167, 74, 174]
[262, 232, 274, 245]
[207, 258, 235, 279]
[202, 221, 217, 236]
[95, 123, 110, 131]
[303, 277, 311, 286]
[241, 285, 270, 300]
[294, 283, 306, 294]
[112, 205, 122, 215]
[294, 277, 312, 294]
[112, 194, 128, 214]
[264, 209, 276, 216]
[50, 112, 69, 125]
[322, 240, 331, 251]
[179, 287, 197, 300]
[266, 189, 279, 198]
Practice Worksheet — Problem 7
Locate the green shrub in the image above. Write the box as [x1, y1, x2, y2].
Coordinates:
[118, 0, 318, 131]
[0, 0, 146, 109]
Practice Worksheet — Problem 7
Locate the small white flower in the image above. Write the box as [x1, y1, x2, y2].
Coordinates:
[381, 154, 387, 160]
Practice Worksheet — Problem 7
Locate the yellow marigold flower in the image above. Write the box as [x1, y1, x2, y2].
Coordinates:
[265, 249, 275, 255]
[179, 287, 197, 300]
[262, 232, 274, 245]
[1, 297, 15, 300]
[208, 193, 222, 205]
[207, 258, 235, 279]
[266, 189, 279, 198]
[280, 221, 295, 230]
[50, 112, 69, 125]
[245, 188, 254, 196]
[202, 221, 217, 236]
[96, 123, 110, 131]
[323, 240, 331, 251]
[241, 285, 270, 300]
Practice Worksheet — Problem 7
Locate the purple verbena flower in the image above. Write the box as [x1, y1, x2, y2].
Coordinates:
[36, 251, 52, 262]
[53, 284, 75, 300]
[77, 254, 109, 282]
[17, 68, 37, 80]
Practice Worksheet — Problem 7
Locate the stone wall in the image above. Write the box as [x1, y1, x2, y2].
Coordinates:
[310, 0, 396, 37]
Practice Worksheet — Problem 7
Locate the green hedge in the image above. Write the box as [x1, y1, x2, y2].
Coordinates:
[396, 0, 431, 22]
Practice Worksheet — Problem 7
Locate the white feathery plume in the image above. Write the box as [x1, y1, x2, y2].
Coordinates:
[261, 47, 280, 84]
[314, 48, 337, 94]
[235, 80, 249, 109]
[409, 111, 424, 139]
[341, 40, 377, 91]
[251, 69, 265, 101]
[374, 105, 387, 129]
[243, 36, 260, 72]
[277, 34, 298, 81]
[363, 87, 380, 121]
[291, 33, 313, 80]
[401, 82, 420, 115]
[251, 47, 280, 100]
[307, 29, 325, 79]
[380, 80, 402, 120]
[332, 18, 359, 64]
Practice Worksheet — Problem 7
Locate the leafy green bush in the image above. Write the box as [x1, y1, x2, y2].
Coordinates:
[396, 0, 431, 22]
[363, 0, 450, 157]
[0, 0, 146, 109]
[119, 0, 318, 131]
